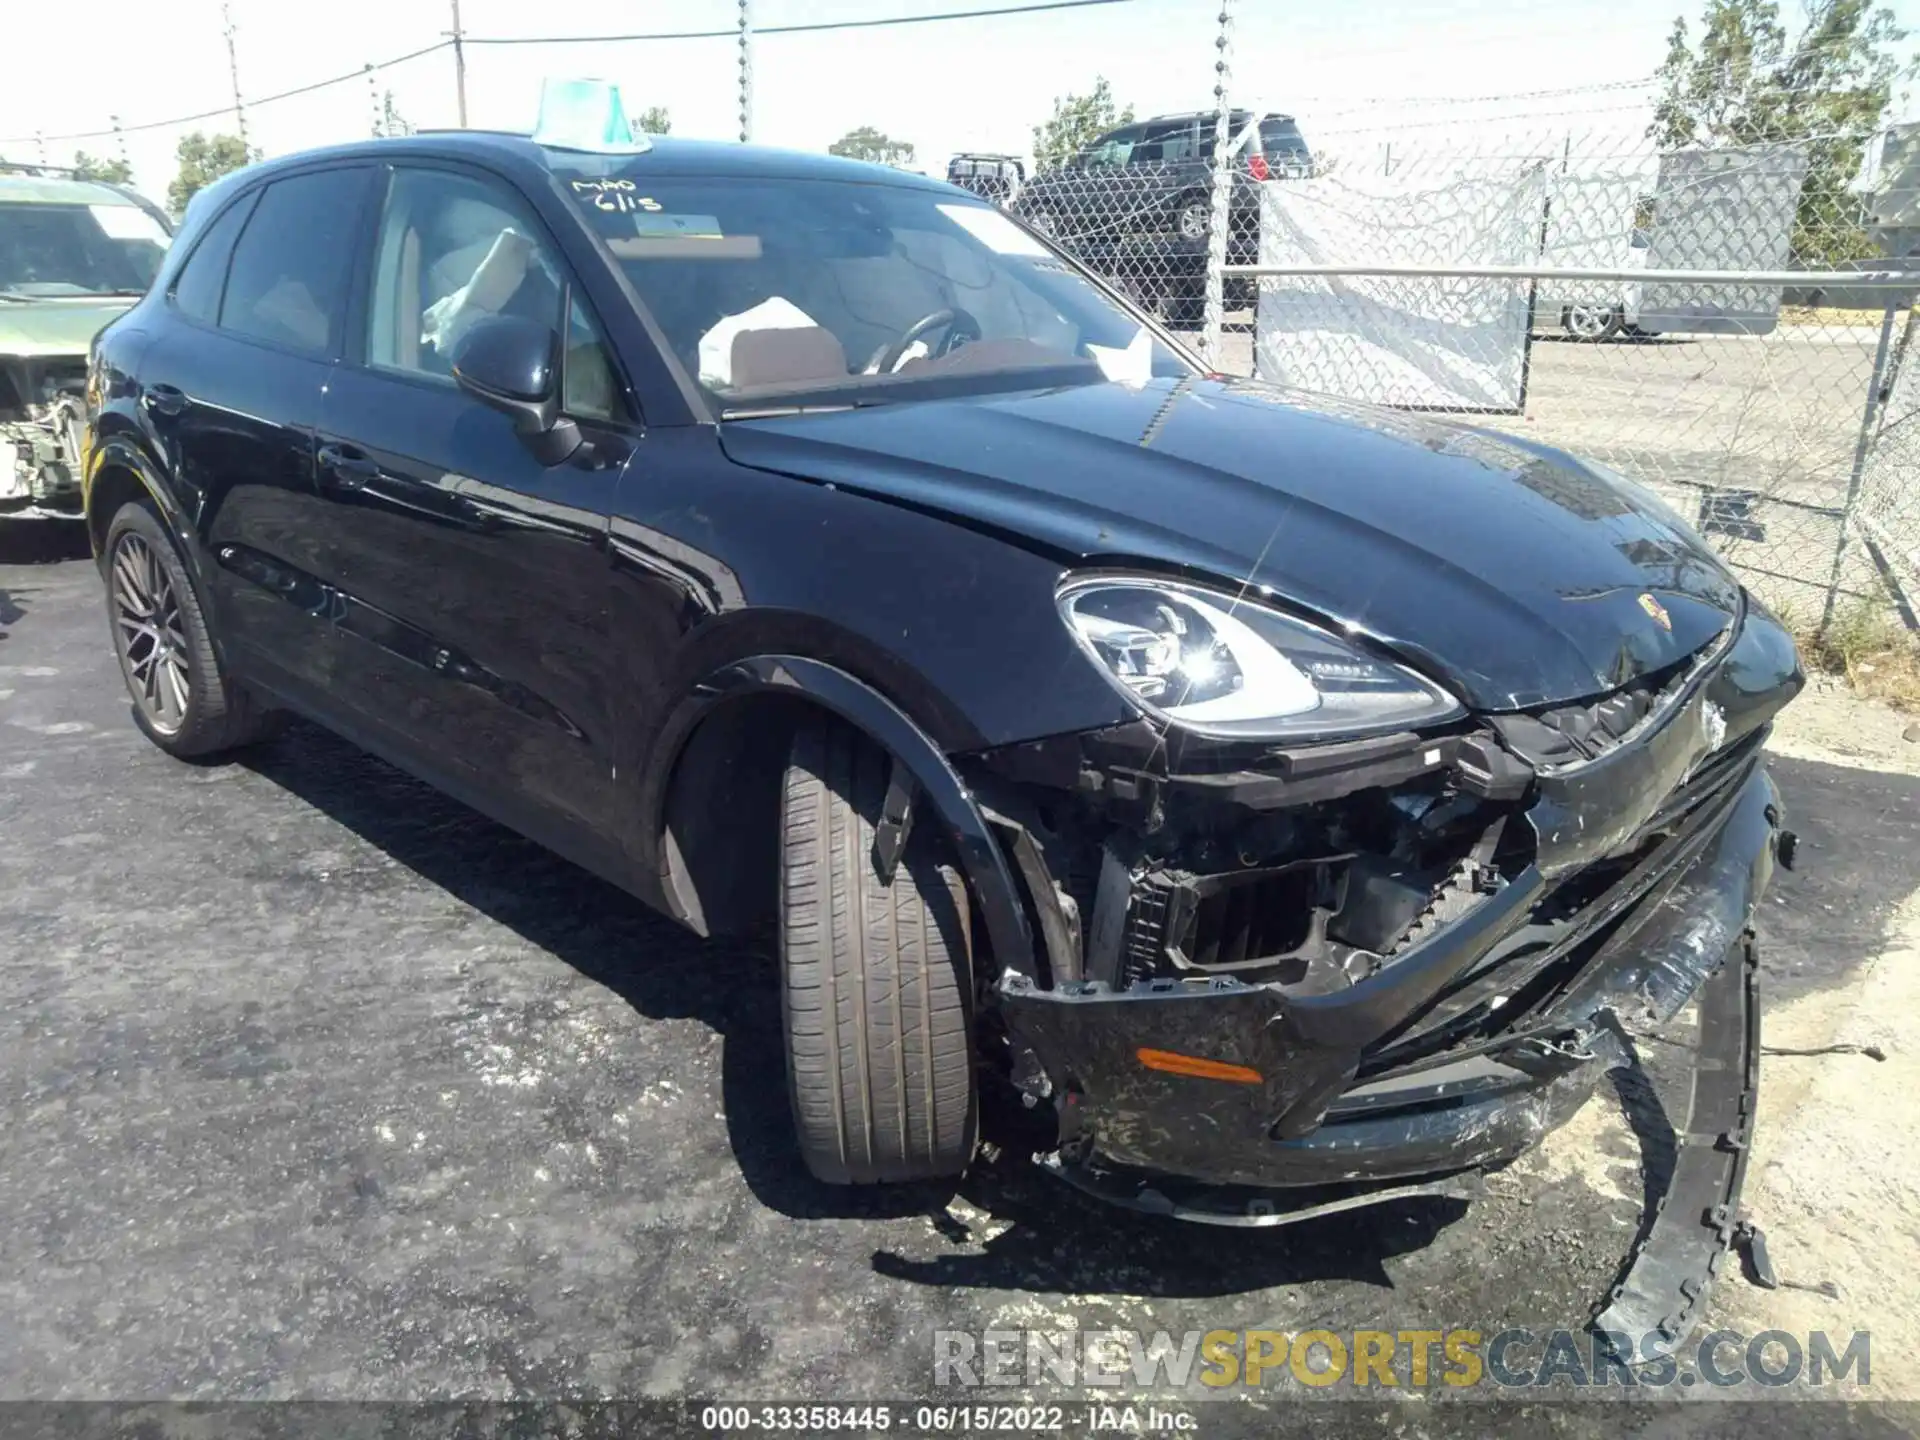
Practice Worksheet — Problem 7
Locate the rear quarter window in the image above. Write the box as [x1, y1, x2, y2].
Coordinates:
[1259, 119, 1311, 159]
[169, 191, 259, 324]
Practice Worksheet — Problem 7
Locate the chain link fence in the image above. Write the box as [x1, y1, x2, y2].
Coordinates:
[1204, 126, 1918, 631]
[1854, 309, 1920, 622]
[970, 112, 1291, 330]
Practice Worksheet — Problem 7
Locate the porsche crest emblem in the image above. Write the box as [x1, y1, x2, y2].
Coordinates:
[1638, 593, 1672, 631]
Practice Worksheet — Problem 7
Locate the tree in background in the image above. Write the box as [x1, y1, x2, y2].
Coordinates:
[637, 106, 672, 135]
[167, 132, 260, 216]
[829, 127, 915, 166]
[1031, 77, 1134, 173]
[72, 151, 134, 185]
[1650, 0, 1913, 264]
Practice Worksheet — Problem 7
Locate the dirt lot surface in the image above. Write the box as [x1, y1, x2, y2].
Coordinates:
[3, 529, 1917, 1437]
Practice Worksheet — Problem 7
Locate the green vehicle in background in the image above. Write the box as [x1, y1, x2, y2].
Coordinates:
[1, 166, 172, 523]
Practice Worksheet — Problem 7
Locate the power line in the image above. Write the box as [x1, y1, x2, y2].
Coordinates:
[462, 0, 1139, 46]
[1296, 76, 1661, 113]
[2, 0, 1136, 149]
[2, 39, 450, 147]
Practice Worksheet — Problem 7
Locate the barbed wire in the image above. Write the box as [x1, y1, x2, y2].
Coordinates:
[1292, 77, 1663, 113]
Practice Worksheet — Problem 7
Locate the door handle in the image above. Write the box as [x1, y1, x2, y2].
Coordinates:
[317, 443, 380, 490]
[142, 383, 188, 417]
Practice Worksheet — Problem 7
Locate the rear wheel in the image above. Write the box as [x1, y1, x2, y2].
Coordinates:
[104, 500, 281, 758]
[778, 721, 977, 1184]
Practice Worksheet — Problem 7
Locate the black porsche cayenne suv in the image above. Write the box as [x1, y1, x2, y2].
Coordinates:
[85, 129, 1800, 1233]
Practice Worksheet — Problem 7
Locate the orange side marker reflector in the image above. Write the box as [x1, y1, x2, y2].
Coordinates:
[1136, 1047, 1263, 1085]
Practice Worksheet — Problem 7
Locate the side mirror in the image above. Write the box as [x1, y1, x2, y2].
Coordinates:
[451, 314, 583, 467]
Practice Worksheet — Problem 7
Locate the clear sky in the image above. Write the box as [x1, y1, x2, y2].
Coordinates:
[3, 0, 1916, 200]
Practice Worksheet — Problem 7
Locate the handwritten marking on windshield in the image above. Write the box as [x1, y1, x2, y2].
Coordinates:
[569, 178, 661, 215]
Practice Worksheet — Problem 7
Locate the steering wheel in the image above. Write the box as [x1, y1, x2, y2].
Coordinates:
[868, 307, 982, 373]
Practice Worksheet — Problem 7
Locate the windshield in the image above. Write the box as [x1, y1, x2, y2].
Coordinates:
[548, 166, 1191, 413]
[0, 201, 170, 299]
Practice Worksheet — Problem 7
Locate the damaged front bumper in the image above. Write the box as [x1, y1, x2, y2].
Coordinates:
[1002, 763, 1775, 1210]
[981, 603, 1799, 1218]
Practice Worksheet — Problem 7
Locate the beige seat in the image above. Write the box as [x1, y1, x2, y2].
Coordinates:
[729, 326, 849, 390]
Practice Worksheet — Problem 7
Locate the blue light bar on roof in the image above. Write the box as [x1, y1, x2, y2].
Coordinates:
[532, 78, 653, 155]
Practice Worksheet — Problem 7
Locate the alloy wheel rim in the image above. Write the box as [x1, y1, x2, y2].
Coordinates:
[1567, 305, 1611, 338]
[1179, 204, 1209, 240]
[112, 533, 191, 735]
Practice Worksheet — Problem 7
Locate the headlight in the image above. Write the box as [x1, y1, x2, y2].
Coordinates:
[1058, 578, 1462, 740]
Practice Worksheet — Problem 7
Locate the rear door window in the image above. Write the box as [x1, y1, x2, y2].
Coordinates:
[1132, 121, 1198, 166]
[218, 167, 370, 354]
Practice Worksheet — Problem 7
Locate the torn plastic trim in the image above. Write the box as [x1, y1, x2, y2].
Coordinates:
[1593, 934, 1761, 1363]
[1552, 767, 1778, 1030]
[1363, 743, 1766, 1068]
[969, 722, 1468, 819]
[1038, 1154, 1488, 1229]
[1504, 615, 1740, 777]
[667, 655, 1036, 976]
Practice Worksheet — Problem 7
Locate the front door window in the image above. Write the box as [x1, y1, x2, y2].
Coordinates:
[364, 167, 629, 423]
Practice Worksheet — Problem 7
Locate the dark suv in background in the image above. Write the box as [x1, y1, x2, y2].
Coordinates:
[1011, 109, 1311, 324]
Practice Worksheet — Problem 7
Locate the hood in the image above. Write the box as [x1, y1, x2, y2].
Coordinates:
[0, 297, 136, 359]
[718, 375, 1744, 711]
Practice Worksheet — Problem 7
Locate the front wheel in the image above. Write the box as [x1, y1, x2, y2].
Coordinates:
[1175, 196, 1211, 242]
[103, 500, 281, 758]
[1565, 303, 1624, 341]
[778, 721, 977, 1184]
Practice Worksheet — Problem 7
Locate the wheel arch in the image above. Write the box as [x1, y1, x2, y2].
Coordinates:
[85, 433, 182, 568]
[648, 654, 1035, 980]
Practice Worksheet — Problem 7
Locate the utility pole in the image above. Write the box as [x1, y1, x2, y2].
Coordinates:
[449, 0, 469, 128]
[367, 64, 383, 137]
[222, 3, 250, 151]
[737, 0, 753, 143]
[112, 116, 130, 172]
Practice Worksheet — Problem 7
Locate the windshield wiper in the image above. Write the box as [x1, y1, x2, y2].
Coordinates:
[721, 399, 891, 420]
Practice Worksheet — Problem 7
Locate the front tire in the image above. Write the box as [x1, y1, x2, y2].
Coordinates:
[779, 721, 977, 1184]
[103, 500, 280, 758]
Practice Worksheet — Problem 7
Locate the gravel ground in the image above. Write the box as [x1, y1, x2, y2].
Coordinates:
[2, 527, 1917, 1436]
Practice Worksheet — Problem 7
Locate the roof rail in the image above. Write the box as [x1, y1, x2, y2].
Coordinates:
[1143, 108, 1292, 124]
[410, 127, 532, 138]
[0, 161, 82, 178]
